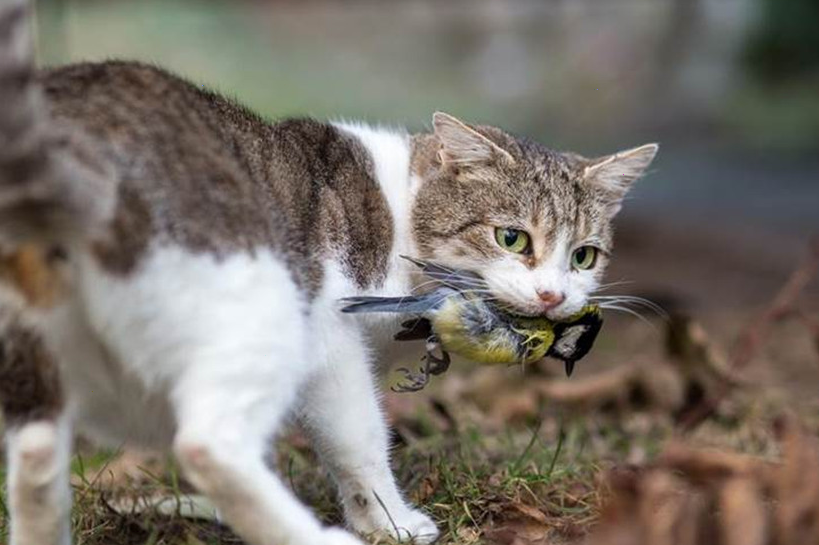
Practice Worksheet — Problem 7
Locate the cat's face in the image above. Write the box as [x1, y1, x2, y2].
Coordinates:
[412, 113, 657, 320]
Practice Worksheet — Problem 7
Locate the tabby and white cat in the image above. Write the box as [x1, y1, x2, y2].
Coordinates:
[0, 1, 657, 544]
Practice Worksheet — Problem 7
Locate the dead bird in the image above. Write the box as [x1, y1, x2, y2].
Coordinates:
[341, 257, 603, 391]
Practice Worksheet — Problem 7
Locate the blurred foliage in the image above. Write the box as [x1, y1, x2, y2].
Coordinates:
[33, 0, 819, 152]
[743, 0, 819, 82]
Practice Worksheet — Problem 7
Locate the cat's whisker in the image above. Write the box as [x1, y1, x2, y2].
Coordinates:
[596, 300, 663, 319]
[410, 275, 489, 294]
[591, 294, 668, 319]
[592, 280, 635, 293]
[598, 303, 655, 327]
[409, 279, 448, 294]
[614, 298, 667, 319]
[591, 295, 664, 310]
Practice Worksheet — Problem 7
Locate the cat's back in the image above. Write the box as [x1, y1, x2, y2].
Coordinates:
[39, 61, 398, 295]
[41, 61, 252, 148]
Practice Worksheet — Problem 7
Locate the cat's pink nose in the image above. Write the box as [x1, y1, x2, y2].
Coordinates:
[536, 290, 565, 309]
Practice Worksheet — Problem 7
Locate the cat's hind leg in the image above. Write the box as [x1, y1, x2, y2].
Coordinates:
[0, 317, 72, 545]
[299, 317, 439, 544]
[5, 418, 73, 545]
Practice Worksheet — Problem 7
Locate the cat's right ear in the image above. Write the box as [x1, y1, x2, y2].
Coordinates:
[432, 112, 514, 169]
[583, 143, 658, 213]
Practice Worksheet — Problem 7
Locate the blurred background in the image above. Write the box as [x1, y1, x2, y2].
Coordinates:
[20, 2, 819, 542]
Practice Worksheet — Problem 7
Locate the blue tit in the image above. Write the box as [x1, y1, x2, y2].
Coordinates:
[341, 257, 603, 391]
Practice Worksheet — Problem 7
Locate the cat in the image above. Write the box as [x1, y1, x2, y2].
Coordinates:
[0, 1, 657, 544]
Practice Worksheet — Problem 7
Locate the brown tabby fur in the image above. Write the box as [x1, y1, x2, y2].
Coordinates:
[42, 62, 394, 295]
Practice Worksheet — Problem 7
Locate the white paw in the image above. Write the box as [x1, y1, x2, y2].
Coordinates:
[388, 509, 439, 544]
[321, 527, 366, 545]
[349, 506, 439, 544]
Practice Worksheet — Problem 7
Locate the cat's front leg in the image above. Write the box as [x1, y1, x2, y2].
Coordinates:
[169, 336, 364, 545]
[300, 325, 439, 544]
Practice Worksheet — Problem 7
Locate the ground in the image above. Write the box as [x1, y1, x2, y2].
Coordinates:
[1, 220, 817, 545]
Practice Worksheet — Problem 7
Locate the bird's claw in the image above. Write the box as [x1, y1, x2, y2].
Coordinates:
[425, 338, 451, 376]
[392, 366, 430, 392]
[391, 337, 451, 393]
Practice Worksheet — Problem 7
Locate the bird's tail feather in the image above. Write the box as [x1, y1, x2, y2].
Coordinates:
[0, 0, 114, 248]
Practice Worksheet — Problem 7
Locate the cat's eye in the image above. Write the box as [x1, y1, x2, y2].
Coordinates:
[494, 228, 530, 254]
[571, 246, 598, 270]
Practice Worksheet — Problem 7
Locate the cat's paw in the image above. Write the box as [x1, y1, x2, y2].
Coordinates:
[350, 507, 439, 544]
[389, 509, 439, 544]
[320, 527, 366, 545]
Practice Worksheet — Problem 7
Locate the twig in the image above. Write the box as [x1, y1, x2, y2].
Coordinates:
[729, 238, 819, 370]
[372, 489, 401, 541]
[678, 238, 819, 432]
[794, 309, 819, 356]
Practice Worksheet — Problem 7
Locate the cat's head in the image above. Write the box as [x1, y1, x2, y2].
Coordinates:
[411, 112, 657, 320]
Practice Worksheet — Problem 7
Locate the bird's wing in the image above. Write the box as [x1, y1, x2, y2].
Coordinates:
[339, 289, 453, 314]
[393, 318, 433, 341]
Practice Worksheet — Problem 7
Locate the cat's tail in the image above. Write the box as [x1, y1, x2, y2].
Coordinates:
[0, 0, 114, 248]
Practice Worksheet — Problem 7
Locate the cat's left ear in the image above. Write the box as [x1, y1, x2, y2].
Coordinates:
[583, 143, 658, 212]
[432, 112, 515, 168]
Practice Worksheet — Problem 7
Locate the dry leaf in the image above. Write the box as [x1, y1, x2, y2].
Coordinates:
[585, 418, 819, 545]
[484, 519, 551, 545]
[484, 501, 553, 545]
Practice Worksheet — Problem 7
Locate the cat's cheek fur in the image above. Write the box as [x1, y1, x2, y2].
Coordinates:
[560, 270, 601, 317]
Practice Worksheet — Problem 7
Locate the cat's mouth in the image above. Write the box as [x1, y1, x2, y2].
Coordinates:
[501, 304, 571, 321]
[488, 295, 583, 322]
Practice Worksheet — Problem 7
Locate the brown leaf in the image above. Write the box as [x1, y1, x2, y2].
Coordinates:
[585, 419, 819, 545]
[507, 501, 549, 525]
[719, 478, 767, 545]
[773, 417, 819, 544]
[658, 442, 769, 486]
[484, 519, 551, 545]
[484, 501, 553, 545]
[412, 468, 440, 504]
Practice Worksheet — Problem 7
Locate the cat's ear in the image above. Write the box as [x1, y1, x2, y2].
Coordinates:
[583, 143, 658, 205]
[432, 112, 514, 168]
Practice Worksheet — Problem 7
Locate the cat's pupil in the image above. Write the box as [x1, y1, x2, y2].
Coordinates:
[576, 248, 587, 262]
[504, 230, 518, 246]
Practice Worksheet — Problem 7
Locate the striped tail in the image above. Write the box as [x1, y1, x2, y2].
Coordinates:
[0, 0, 114, 248]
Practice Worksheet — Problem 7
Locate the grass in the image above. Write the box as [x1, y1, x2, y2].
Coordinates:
[0, 414, 615, 545]
[0, 414, 768, 545]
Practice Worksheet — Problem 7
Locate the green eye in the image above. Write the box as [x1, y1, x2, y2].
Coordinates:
[572, 246, 598, 270]
[494, 228, 530, 254]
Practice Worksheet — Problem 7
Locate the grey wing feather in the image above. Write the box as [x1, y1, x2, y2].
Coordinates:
[340, 290, 452, 315]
